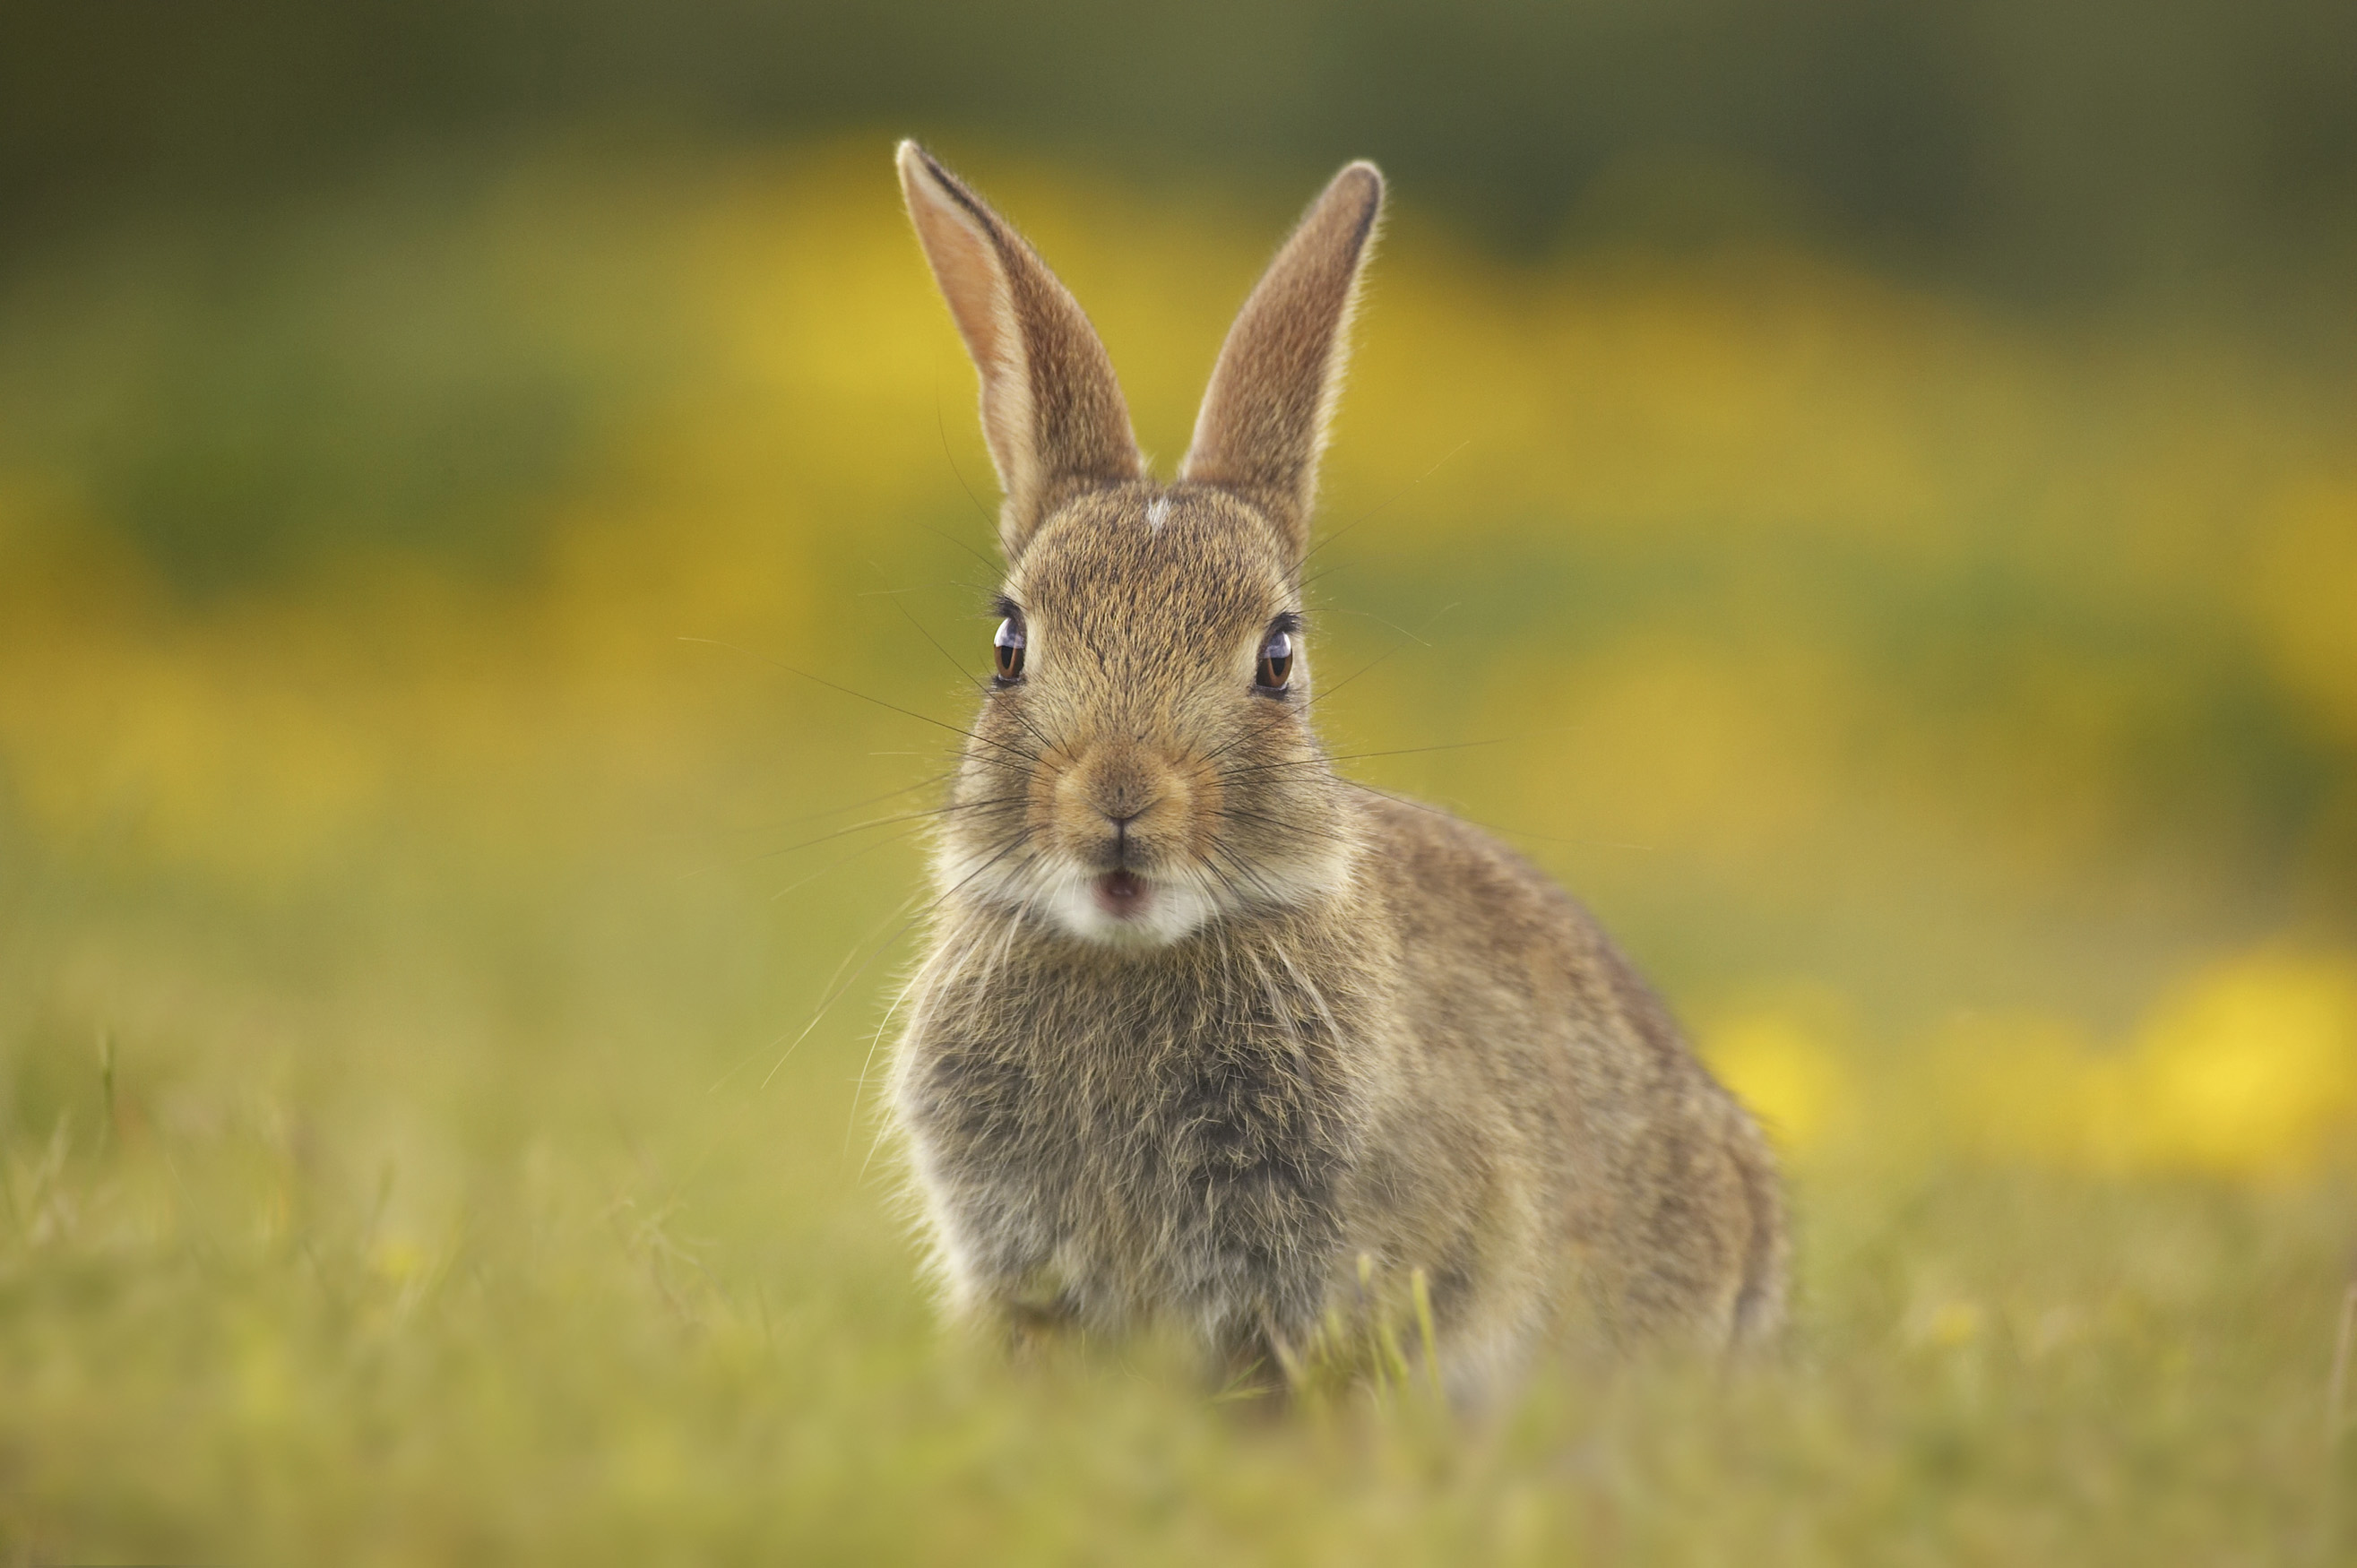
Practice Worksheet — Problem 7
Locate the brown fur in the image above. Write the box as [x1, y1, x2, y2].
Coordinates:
[887, 142, 1786, 1397]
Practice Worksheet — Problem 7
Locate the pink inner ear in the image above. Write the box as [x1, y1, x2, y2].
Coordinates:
[1179, 161, 1383, 556]
[904, 179, 1014, 380]
[895, 142, 1143, 556]
[898, 150, 1041, 541]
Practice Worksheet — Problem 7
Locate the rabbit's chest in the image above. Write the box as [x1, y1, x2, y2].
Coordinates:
[899, 956, 1368, 1318]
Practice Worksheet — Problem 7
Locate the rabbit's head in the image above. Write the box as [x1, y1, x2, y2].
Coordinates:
[897, 142, 1383, 947]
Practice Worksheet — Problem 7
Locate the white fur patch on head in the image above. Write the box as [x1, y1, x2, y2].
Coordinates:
[1144, 495, 1170, 533]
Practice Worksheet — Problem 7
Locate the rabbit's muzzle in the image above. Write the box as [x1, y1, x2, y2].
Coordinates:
[1050, 741, 1201, 878]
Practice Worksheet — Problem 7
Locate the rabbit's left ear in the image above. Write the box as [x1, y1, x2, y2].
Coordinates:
[897, 142, 1144, 558]
[1181, 161, 1384, 561]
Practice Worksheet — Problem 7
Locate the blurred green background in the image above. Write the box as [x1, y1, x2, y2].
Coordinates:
[3, 3, 2355, 1562]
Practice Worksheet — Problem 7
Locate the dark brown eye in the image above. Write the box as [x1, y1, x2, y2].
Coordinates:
[992, 614, 1026, 682]
[1256, 626, 1294, 692]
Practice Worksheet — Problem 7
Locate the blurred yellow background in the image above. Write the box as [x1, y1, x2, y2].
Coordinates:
[3, 5, 2355, 1561]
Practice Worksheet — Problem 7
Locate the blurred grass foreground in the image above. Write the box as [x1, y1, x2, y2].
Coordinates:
[3, 142, 2356, 1561]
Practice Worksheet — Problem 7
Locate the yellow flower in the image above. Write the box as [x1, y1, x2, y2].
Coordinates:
[2126, 951, 2357, 1179]
[1705, 1012, 1852, 1153]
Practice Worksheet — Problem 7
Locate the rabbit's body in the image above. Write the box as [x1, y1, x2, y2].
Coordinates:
[885, 146, 1783, 1394]
[898, 789, 1782, 1386]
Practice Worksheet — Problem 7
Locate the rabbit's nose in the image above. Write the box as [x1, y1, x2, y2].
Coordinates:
[1081, 759, 1158, 823]
[1099, 799, 1171, 870]
[1056, 743, 1192, 864]
[1103, 802, 1154, 844]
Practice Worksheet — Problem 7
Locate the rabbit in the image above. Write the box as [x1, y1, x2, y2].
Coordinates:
[884, 140, 1785, 1399]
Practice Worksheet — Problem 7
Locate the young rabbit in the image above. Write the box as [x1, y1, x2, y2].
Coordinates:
[885, 142, 1785, 1396]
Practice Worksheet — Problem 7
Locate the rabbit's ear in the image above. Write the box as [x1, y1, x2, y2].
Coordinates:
[1180, 161, 1384, 560]
[897, 142, 1144, 557]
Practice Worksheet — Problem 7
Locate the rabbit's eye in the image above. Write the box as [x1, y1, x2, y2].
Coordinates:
[1256, 626, 1294, 693]
[992, 613, 1026, 683]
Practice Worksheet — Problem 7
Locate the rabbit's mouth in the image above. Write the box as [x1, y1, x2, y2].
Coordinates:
[941, 839, 1344, 949]
[1009, 857, 1219, 948]
[1091, 870, 1149, 919]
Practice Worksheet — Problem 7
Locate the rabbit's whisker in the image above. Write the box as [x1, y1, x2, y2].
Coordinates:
[863, 563, 1048, 757]
[674, 771, 959, 845]
[769, 824, 932, 902]
[1295, 559, 1354, 592]
[1308, 605, 1438, 642]
[751, 796, 1025, 865]
[1297, 602, 1463, 711]
[1202, 839, 1290, 911]
[1335, 779, 1653, 853]
[852, 908, 1018, 1168]
[1240, 946, 1306, 1061]
[704, 887, 924, 1097]
[678, 635, 1044, 771]
[1195, 702, 1298, 768]
[1296, 438, 1472, 567]
[1273, 944, 1345, 1046]
[759, 827, 1035, 1090]
[1224, 730, 1573, 777]
[1210, 805, 1356, 849]
[850, 909, 1000, 1164]
[869, 564, 1062, 757]
[934, 392, 1003, 538]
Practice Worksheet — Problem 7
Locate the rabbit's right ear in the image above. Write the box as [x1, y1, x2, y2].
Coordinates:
[1181, 161, 1384, 562]
[896, 142, 1143, 558]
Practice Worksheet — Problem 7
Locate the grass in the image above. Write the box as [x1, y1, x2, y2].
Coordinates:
[4, 886, 2351, 1564]
[3, 140, 2355, 1562]
[4, 839, 2353, 1564]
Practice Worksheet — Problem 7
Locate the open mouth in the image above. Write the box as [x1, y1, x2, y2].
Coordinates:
[1092, 869, 1149, 918]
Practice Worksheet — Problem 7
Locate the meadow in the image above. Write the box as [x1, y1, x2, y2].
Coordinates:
[3, 142, 2354, 1563]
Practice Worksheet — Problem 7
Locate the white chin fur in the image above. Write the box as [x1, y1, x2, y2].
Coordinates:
[1033, 867, 1219, 947]
[939, 842, 1355, 948]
